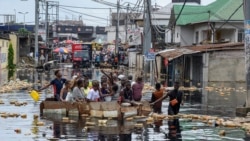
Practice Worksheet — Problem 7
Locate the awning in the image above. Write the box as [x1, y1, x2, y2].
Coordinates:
[157, 48, 200, 60]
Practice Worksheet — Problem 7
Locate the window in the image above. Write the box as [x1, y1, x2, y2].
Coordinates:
[2, 41, 4, 47]
[6, 42, 8, 48]
[74, 50, 89, 59]
[195, 31, 199, 44]
[238, 30, 244, 42]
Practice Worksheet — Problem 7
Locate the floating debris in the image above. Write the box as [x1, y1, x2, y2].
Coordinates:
[134, 123, 143, 128]
[98, 120, 108, 124]
[219, 130, 226, 136]
[86, 122, 95, 126]
[36, 122, 45, 126]
[0, 80, 33, 93]
[0, 100, 4, 104]
[62, 117, 69, 122]
[33, 114, 39, 119]
[21, 114, 27, 119]
[14, 129, 21, 134]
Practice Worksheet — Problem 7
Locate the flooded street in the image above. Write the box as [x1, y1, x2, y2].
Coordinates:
[0, 67, 250, 141]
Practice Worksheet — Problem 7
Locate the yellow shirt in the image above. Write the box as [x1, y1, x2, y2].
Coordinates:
[88, 81, 92, 89]
[82, 87, 90, 97]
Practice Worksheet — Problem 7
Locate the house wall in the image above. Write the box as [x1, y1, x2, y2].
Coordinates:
[193, 22, 243, 43]
[180, 26, 194, 46]
[106, 26, 126, 44]
[9, 34, 18, 64]
[0, 38, 9, 69]
[205, 49, 246, 109]
[208, 50, 245, 82]
[174, 26, 181, 43]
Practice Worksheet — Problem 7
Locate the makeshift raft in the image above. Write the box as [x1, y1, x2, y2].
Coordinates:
[40, 98, 152, 120]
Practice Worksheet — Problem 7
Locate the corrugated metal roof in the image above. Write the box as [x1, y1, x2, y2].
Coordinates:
[157, 42, 244, 60]
[173, 0, 243, 25]
[186, 42, 244, 52]
[157, 48, 200, 60]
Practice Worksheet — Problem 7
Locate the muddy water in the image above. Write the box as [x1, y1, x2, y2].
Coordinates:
[0, 68, 249, 140]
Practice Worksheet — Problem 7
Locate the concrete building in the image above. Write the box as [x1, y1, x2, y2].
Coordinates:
[0, 34, 10, 69]
[169, 0, 244, 46]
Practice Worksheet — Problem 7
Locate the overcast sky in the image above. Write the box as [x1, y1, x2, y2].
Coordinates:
[0, 0, 215, 26]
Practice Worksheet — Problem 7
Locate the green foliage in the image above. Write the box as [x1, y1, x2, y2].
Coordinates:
[18, 28, 30, 36]
[7, 43, 16, 80]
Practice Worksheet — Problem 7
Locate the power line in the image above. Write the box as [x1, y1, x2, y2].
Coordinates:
[59, 7, 108, 20]
[171, 0, 187, 28]
[217, 3, 243, 30]
[59, 4, 116, 9]
[211, 12, 244, 30]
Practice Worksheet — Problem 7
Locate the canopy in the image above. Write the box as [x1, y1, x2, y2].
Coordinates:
[53, 47, 70, 53]
[157, 48, 200, 61]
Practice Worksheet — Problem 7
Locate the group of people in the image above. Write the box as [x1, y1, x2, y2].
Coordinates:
[93, 52, 128, 67]
[38, 69, 184, 116]
[38, 69, 145, 103]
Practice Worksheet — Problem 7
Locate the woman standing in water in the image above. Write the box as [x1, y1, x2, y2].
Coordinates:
[132, 76, 144, 101]
[59, 80, 72, 101]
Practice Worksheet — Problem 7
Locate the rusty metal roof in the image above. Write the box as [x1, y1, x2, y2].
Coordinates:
[186, 42, 244, 52]
[157, 48, 200, 60]
[157, 43, 244, 60]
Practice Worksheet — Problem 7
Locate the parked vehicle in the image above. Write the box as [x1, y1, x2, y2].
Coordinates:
[72, 43, 92, 68]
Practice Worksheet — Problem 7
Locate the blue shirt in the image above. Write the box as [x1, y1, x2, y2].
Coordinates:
[50, 78, 67, 95]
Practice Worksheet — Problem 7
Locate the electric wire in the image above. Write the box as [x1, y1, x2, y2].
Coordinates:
[217, 3, 243, 30]
[59, 7, 108, 20]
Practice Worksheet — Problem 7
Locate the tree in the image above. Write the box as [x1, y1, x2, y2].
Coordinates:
[7, 43, 16, 80]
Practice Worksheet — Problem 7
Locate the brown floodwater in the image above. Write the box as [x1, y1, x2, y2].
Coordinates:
[0, 68, 249, 141]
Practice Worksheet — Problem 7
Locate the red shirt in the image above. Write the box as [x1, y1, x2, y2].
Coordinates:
[132, 82, 144, 101]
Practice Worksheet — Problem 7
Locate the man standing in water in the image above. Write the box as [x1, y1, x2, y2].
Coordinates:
[151, 82, 183, 115]
[38, 70, 67, 101]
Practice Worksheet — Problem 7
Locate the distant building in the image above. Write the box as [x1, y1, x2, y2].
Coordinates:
[110, 13, 141, 26]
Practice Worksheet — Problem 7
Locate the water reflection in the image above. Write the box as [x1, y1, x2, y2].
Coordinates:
[167, 119, 182, 141]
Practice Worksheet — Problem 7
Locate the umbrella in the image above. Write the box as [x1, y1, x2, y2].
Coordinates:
[53, 47, 70, 53]
[66, 40, 73, 44]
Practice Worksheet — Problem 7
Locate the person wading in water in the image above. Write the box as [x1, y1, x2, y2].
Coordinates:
[38, 70, 67, 101]
[151, 82, 184, 115]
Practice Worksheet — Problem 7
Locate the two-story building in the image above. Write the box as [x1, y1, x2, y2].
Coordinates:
[155, 0, 247, 108]
[169, 0, 243, 46]
[158, 0, 244, 86]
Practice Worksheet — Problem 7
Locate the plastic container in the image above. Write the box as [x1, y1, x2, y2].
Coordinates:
[104, 96, 112, 102]
[30, 90, 40, 102]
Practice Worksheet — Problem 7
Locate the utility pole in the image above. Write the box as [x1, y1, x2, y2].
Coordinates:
[35, 0, 39, 67]
[45, 1, 48, 50]
[115, 0, 120, 55]
[143, 0, 152, 84]
[244, 0, 250, 106]
[125, 4, 129, 43]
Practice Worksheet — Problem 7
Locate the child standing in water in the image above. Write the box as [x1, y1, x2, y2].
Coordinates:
[151, 83, 164, 113]
[87, 81, 100, 102]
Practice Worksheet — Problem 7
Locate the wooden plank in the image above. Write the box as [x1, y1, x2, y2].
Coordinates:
[89, 102, 102, 110]
[101, 102, 120, 111]
[90, 110, 103, 118]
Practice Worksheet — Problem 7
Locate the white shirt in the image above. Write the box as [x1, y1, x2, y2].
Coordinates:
[87, 89, 100, 101]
